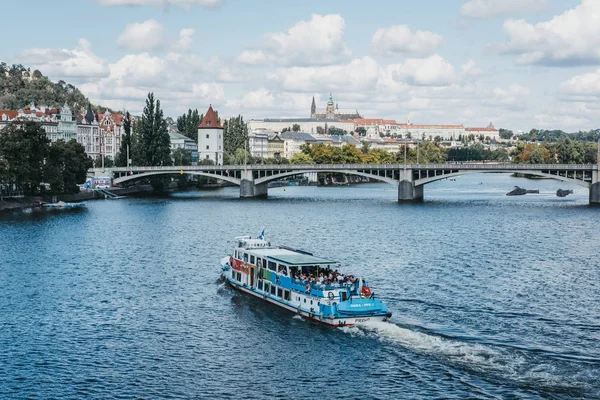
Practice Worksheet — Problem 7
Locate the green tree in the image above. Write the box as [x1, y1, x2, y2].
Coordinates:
[292, 124, 301, 132]
[290, 152, 314, 164]
[45, 139, 93, 193]
[136, 92, 171, 166]
[355, 127, 366, 136]
[223, 115, 248, 157]
[499, 128, 514, 140]
[176, 108, 202, 141]
[172, 148, 193, 166]
[0, 120, 49, 194]
[328, 127, 345, 135]
[115, 111, 132, 167]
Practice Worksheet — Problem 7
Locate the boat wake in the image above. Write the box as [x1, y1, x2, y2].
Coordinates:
[341, 320, 599, 396]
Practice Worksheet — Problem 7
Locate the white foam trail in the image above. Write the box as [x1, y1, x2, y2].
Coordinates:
[358, 320, 517, 373]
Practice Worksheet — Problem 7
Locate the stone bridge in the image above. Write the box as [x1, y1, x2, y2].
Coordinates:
[89, 163, 600, 204]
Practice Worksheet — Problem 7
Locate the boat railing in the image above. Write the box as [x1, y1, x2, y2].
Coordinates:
[290, 278, 358, 294]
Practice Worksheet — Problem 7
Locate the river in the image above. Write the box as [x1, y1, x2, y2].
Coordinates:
[1, 173, 599, 399]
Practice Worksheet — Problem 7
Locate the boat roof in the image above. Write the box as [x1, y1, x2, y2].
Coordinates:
[256, 248, 338, 266]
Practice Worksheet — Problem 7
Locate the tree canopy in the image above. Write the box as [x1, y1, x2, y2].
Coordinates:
[132, 93, 172, 166]
[0, 62, 92, 112]
[0, 120, 91, 194]
[176, 108, 203, 141]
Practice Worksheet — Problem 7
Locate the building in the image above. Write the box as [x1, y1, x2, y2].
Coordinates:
[247, 118, 355, 135]
[311, 94, 361, 120]
[465, 122, 500, 141]
[248, 130, 269, 159]
[280, 131, 318, 158]
[169, 132, 198, 152]
[76, 105, 101, 158]
[56, 103, 77, 141]
[197, 105, 224, 165]
[95, 112, 123, 160]
[267, 133, 284, 159]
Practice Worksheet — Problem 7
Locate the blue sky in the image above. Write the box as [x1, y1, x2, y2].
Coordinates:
[2, 0, 598, 132]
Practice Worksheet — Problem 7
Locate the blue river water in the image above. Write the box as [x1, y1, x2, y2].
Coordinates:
[1, 173, 599, 399]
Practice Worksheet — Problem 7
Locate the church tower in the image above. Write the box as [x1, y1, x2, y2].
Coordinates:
[310, 96, 316, 118]
[326, 93, 335, 118]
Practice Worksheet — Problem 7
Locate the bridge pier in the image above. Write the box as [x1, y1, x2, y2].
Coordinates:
[590, 171, 600, 205]
[398, 180, 423, 202]
[397, 168, 423, 202]
[240, 179, 268, 198]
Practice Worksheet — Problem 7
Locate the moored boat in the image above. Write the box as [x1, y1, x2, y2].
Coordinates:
[42, 201, 86, 209]
[220, 235, 391, 327]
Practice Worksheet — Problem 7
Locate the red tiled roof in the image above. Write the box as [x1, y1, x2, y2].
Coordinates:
[97, 113, 123, 126]
[0, 110, 18, 119]
[198, 105, 222, 129]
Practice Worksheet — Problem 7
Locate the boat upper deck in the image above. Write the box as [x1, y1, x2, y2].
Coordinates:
[258, 248, 338, 266]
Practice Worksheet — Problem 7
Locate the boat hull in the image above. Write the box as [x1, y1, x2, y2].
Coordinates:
[224, 275, 389, 327]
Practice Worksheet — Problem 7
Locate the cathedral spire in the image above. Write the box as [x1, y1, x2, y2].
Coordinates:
[311, 96, 316, 117]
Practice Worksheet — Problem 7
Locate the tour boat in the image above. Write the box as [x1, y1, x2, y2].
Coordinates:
[220, 235, 392, 327]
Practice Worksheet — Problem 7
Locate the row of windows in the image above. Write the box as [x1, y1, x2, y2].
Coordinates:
[204, 145, 222, 150]
[258, 281, 291, 301]
[204, 134, 222, 139]
[234, 250, 279, 272]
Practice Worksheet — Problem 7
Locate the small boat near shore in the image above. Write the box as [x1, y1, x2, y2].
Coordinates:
[506, 186, 539, 196]
[42, 201, 86, 209]
[220, 234, 391, 327]
[556, 189, 574, 197]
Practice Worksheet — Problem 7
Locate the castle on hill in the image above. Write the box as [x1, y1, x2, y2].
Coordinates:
[310, 94, 361, 120]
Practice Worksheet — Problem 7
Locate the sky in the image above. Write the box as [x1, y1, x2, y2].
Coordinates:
[2, 0, 599, 132]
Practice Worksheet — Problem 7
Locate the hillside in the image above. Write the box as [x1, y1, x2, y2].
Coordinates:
[0, 62, 110, 113]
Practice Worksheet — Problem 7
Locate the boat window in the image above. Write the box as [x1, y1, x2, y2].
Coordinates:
[267, 261, 277, 271]
[284, 290, 291, 301]
[277, 288, 283, 298]
[257, 259, 262, 268]
[250, 255, 255, 264]
[270, 285, 276, 296]
[303, 299, 306, 303]
[257, 280, 263, 290]
[243, 253, 248, 262]
[264, 282, 271, 293]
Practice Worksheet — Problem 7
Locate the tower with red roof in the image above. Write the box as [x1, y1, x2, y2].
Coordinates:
[197, 105, 224, 165]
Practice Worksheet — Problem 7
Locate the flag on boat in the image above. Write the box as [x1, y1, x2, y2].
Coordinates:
[258, 228, 265, 240]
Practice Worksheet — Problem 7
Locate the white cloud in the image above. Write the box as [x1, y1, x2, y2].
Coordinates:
[92, 0, 221, 9]
[381, 55, 456, 87]
[493, 0, 600, 66]
[271, 57, 379, 92]
[460, 0, 548, 18]
[483, 84, 530, 108]
[173, 28, 195, 52]
[237, 14, 351, 67]
[559, 68, 600, 99]
[461, 59, 483, 77]
[15, 38, 107, 81]
[117, 19, 165, 51]
[237, 50, 269, 65]
[370, 25, 443, 56]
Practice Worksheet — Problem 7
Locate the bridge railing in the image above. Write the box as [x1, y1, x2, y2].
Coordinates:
[90, 162, 597, 174]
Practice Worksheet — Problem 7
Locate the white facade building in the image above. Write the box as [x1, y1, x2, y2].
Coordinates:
[197, 105, 224, 165]
[280, 131, 318, 158]
[248, 118, 355, 135]
[248, 130, 269, 158]
[169, 132, 198, 152]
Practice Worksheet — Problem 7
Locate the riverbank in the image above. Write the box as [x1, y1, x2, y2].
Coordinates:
[0, 184, 155, 214]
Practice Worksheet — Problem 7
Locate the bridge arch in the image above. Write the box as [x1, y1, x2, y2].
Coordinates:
[254, 169, 399, 186]
[113, 171, 241, 186]
[414, 170, 591, 188]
